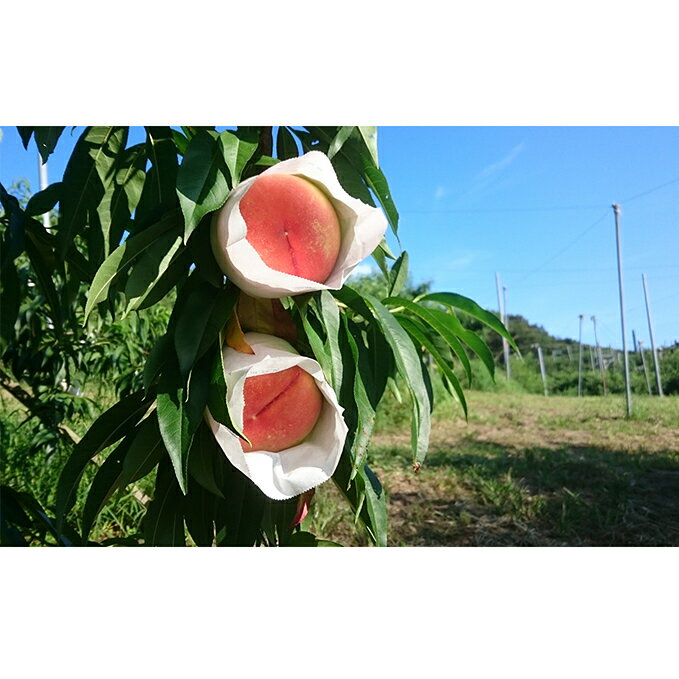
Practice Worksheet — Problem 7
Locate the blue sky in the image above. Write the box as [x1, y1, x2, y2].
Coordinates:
[1, 126, 678, 348]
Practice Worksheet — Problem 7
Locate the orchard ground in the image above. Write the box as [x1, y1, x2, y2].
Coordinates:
[303, 391, 679, 546]
[3, 386, 679, 546]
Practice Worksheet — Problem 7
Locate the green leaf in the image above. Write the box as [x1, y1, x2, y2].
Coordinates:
[173, 282, 238, 379]
[214, 467, 266, 546]
[16, 127, 33, 149]
[108, 143, 147, 252]
[33, 127, 66, 164]
[135, 127, 179, 230]
[432, 308, 496, 379]
[362, 464, 387, 546]
[0, 183, 26, 265]
[383, 296, 472, 385]
[84, 209, 180, 322]
[59, 126, 127, 260]
[188, 216, 225, 288]
[316, 290, 343, 394]
[24, 228, 63, 336]
[276, 126, 300, 160]
[388, 250, 409, 298]
[55, 390, 152, 530]
[122, 231, 183, 316]
[157, 349, 212, 494]
[362, 162, 399, 237]
[133, 248, 192, 313]
[119, 412, 165, 486]
[340, 315, 376, 480]
[397, 315, 467, 418]
[299, 309, 333, 384]
[184, 483, 216, 546]
[172, 129, 189, 155]
[144, 334, 171, 392]
[329, 153, 376, 205]
[206, 340, 247, 443]
[418, 291, 520, 354]
[188, 420, 227, 499]
[143, 459, 186, 546]
[328, 126, 355, 159]
[357, 126, 379, 166]
[25, 182, 62, 217]
[176, 130, 230, 242]
[336, 287, 431, 465]
[0, 261, 20, 354]
[220, 130, 258, 186]
[80, 437, 132, 543]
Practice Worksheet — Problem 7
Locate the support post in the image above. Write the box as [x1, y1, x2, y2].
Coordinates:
[495, 272, 510, 381]
[638, 340, 652, 395]
[533, 343, 548, 396]
[37, 154, 50, 229]
[642, 273, 664, 396]
[578, 314, 584, 397]
[612, 203, 632, 416]
[591, 315, 608, 396]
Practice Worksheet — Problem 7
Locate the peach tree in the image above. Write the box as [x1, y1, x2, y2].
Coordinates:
[1, 126, 515, 546]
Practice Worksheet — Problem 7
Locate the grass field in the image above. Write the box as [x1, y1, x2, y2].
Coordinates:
[303, 392, 679, 546]
[4, 387, 679, 546]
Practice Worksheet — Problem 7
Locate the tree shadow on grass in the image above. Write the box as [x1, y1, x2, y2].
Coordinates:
[378, 440, 679, 546]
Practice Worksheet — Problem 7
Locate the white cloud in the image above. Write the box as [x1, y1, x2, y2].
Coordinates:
[477, 142, 525, 180]
[434, 185, 447, 200]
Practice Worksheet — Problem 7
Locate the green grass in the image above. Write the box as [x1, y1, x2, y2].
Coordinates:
[303, 391, 679, 546]
[5, 380, 679, 547]
[1, 390, 155, 545]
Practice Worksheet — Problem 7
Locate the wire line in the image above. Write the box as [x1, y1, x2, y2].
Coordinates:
[513, 210, 610, 284]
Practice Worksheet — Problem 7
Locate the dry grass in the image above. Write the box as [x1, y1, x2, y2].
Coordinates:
[303, 392, 679, 546]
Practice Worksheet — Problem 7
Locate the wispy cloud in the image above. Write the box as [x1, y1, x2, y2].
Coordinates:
[434, 185, 448, 200]
[476, 142, 525, 180]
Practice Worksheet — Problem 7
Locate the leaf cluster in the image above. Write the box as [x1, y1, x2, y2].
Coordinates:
[2, 126, 513, 547]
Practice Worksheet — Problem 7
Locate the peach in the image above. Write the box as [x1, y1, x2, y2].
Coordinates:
[240, 365, 323, 453]
[239, 173, 341, 283]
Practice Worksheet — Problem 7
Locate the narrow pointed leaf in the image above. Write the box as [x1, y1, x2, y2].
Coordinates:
[84, 210, 180, 321]
[397, 315, 467, 418]
[418, 291, 520, 354]
[328, 126, 355, 159]
[177, 130, 230, 241]
[383, 296, 472, 384]
[143, 459, 186, 546]
[219, 130, 258, 186]
[55, 390, 152, 530]
[25, 182, 62, 217]
[33, 126, 66, 164]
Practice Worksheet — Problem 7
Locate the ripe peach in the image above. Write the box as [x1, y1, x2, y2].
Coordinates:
[240, 365, 323, 453]
[239, 173, 341, 283]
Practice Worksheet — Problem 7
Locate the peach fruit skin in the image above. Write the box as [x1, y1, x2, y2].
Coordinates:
[240, 365, 323, 453]
[239, 173, 341, 283]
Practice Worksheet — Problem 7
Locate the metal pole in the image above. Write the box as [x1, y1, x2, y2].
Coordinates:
[591, 315, 608, 396]
[502, 285, 511, 379]
[613, 203, 632, 416]
[642, 273, 664, 396]
[638, 340, 652, 395]
[533, 343, 548, 396]
[495, 272, 510, 381]
[578, 314, 584, 397]
[37, 154, 50, 228]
